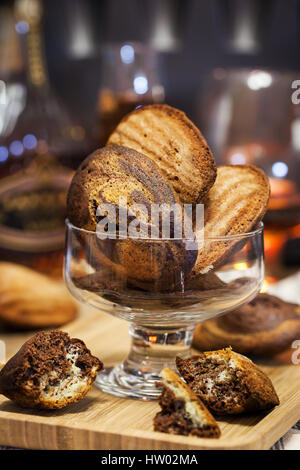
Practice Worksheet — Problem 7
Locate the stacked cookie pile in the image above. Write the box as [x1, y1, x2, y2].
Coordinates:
[67, 104, 270, 293]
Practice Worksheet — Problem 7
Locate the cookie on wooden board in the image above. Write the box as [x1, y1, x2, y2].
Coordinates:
[176, 348, 279, 415]
[0, 330, 102, 409]
[193, 293, 300, 355]
[153, 368, 220, 438]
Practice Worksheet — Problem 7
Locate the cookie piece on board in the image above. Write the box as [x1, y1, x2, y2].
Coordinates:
[0, 330, 102, 409]
[153, 368, 220, 438]
[107, 104, 217, 204]
[176, 348, 279, 415]
[193, 293, 300, 356]
[190, 165, 270, 277]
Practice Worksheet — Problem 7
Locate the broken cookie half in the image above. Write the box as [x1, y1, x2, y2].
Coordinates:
[0, 330, 102, 409]
[176, 348, 279, 415]
[154, 368, 220, 438]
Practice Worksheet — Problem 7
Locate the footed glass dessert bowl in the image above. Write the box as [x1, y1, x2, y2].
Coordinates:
[64, 220, 264, 400]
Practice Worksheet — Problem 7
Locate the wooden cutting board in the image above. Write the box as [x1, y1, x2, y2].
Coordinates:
[0, 306, 300, 450]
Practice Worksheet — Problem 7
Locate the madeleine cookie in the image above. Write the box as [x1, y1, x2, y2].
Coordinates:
[67, 144, 177, 231]
[67, 145, 197, 290]
[72, 270, 220, 311]
[79, 236, 197, 293]
[176, 348, 279, 415]
[0, 330, 102, 409]
[191, 165, 270, 276]
[184, 271, 225, 291]
[154, 368, 220, 438]
[107, 104, 217, 204]
[193, 293, 300, 355]
[0, 262, 77, 329]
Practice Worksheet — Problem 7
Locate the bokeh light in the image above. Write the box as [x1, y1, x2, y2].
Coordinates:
[15, 21, 29, 34]
[23, 134, 37, 150]
[120, 44, 135, 64]
[133, 75, 148, 95]
[10, 140, 23, 156]
[0, 146, 8, 162]
[247, 71, 273, 90]
[272, 161, 288, 178]
[230, 152, 247, 164]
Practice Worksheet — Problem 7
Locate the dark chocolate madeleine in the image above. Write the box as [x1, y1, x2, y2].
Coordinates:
[0, 330, 102, 409]
[154, 368, 220, 437]
[176, 348, 279, 415]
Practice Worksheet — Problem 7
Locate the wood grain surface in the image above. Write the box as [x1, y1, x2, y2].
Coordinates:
[0, 306, 299, 450]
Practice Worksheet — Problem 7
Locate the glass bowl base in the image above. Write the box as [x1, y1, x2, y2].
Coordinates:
[95, 365, 163, 400]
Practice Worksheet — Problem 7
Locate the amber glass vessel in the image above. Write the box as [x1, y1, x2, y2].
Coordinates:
[96, 42, 164, 145]
[0, 0, 94, 277]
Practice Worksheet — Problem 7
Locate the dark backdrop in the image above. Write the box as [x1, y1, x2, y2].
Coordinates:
[7, 0, 300, 125]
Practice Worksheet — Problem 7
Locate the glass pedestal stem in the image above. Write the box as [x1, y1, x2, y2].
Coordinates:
[95, 323, 195, 400]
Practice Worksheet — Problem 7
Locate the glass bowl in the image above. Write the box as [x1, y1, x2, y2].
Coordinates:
[64, 219, 264, 399]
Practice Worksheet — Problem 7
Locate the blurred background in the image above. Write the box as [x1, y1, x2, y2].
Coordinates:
[0, 0, 300, 286]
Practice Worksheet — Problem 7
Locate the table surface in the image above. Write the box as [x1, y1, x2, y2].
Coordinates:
[0, 271, 299, 451]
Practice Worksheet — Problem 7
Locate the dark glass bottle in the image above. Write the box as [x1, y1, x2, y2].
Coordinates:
[0, 0, 94, 277]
